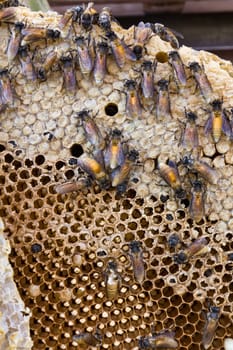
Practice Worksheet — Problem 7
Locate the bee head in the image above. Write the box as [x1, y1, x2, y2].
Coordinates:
[186, 111, 197, 122]
[76, 109, 90, 120]
[211, 99, 222, 110]
[133, 45, 143, 60]
[192, 180, 203, 192]
[110, 128, 122, 138]
[108, 260, 117, 270]
[74, 36, 85, 45]
[138, 336, 150, 349]
[127, 149, 139, 162]
[173, 251, 187, 264]
[15, 21, 25, 30]
[157, 79, 169, 90]
[182, 155, 193, 167]
[175, 188, 186, 199]
[169, 50, 179, 59]
[129, 240, 141, 253]
[124, 79, 137, 90]
[141, 60, 153, 70]
[105, 30, 117, 41]
[189, 61, 201, 72]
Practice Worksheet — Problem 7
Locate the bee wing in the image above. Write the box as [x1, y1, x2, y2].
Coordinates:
[190, 192, 205, 223]
[132, 252, 145, 283]
[123, 42, 137, 61]
[202, 318, 218, 349]
[63, 67, 77, 92]
[182, 123, 199, 149]
[187, 237, 208, 257]
[43, 51, 58, 71]
[93, 48, 107, 84]
[142, 71, 154, 99]
[22, 28, 46, 42]
[222, 113, 232, 137]
[7, 30, 21, 62]
[204, 114, 213, 135]
[111, 163, 131, 187]
[166, 26, 184, 40]
[58, 11, 72, 30]
[0, 7, 16, 22]
[77, 47, 93, 74]
[196, 161, 218, 185]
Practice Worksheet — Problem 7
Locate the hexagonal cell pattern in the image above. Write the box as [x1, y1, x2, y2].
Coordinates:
[0, 4, 233, 350]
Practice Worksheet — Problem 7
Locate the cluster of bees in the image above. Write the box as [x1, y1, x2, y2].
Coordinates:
[0, 2, 228, 349]
[55, 109, 139, 195]
[0, 3, 230, 210]
[156, 151, 219, 223]
[0, 2, 184, 110]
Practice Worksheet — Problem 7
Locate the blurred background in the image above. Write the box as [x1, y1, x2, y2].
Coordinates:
[47, 0, 233, 62]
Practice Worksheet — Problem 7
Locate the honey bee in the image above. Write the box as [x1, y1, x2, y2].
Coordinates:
[182, 155, 218, 185]
[36, 50, 58, 82]
[168, 50, 187, 87]
[55, 178, 91, 194]
[80, 2, 98, 31]
[17, 45, 36, 81]
[76, 109, 105, 150]
[189, 61, 213, 102]
[174, 237, 209, 264]
[0, 6, 15, 22]
[74, 36, 93, 75]
[105, 30, 136, 68]
[77, 152, 110, 189]
[202, 306, 220, 349]
[189, 179, 205, 223]
[104, 129, 125, 170]
[204, 99, 231, 143]
[133, 21, 152, 60]
[140, 60, 156, 99]
[21, 27, 60, 45]
[93, 41, 108, 84]
[98, 7, 116, 31]
[124, 79, 142, 117]
[128, 240, 145, 283]
[0, 68, 14, 106]
[139, 330, 178, 349]
[156, 79, 172, 120]
[157, 159, 185, 199]
[73, 331, 102, 346]
[180, 110, 199, 149]
[7, 21, 24, 62]
[104, 260, 121, 299]
[111, 149, 139, 194]
[60, 55, 77, 93]
[58, 5, 84, 30]
[150, 22, 183, 49]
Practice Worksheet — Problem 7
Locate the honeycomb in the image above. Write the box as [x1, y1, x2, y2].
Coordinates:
[0, 3, 233, 350]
